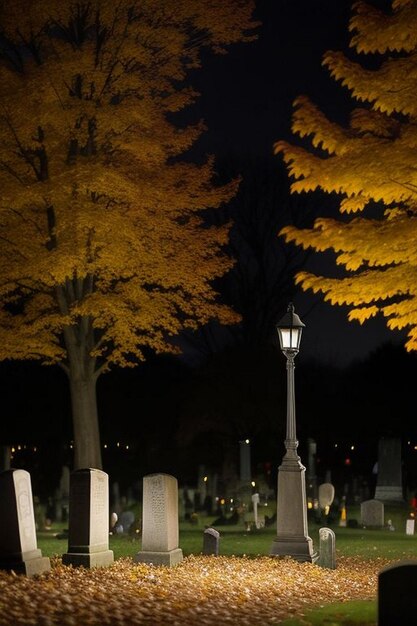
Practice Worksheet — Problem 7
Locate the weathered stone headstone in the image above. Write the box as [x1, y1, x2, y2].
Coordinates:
[378, 561, 417, 625]
[252, 493, 260, 528]
[0, 469, 50, 576]
[62, 469, 114, 568]
[375, 437, 404, 503]
[135, 473, 183, 566]
[406, 519, 415, 535]
[318, 527, 336, 570]
[203, 527, 220, 555]
[360, 499, 384, 529]
[119, 510, 135, 533]
[318, 483, 335, 513]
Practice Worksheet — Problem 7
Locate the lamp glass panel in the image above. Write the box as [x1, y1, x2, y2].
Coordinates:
[279, 328, 301, 350]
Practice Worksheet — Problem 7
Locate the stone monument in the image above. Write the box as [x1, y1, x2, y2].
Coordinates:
[0, 469, 50, 576]
[62, 468, 114, 568]
[374, 438, 404, 503]
[135, 473, 183, 566]
[360, 499, 384, 529]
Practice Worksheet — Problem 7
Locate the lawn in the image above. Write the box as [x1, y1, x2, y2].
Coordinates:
[37, 505, 417, 561]
[7, 505, 414, 625]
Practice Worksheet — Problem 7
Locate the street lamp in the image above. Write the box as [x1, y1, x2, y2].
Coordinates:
[270, 303, 315, 562]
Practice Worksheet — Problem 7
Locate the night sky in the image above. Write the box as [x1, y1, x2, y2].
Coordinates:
[192, 0, 403, 366]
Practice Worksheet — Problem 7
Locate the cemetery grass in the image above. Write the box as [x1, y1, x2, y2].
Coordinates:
[279, 600, 377, 625]
[37, 507, 417, 561]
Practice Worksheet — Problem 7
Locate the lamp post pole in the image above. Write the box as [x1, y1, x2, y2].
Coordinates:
[270, 304, 315, 562]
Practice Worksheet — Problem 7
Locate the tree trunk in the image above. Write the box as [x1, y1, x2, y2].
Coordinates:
[69, 372, 102, 470]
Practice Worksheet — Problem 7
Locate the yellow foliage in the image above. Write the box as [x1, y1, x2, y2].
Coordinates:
[0, 0, 257, 374]
[278, 0, 417, 351]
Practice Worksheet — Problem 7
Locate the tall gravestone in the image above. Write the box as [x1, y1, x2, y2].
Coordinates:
[378, 561, 417, 625]
[135, 473, 183, 566]
[62, 469, 114, 568]
[0, 469, 50, 576]
[361, 499, 384, 529]
[374, 438, 404, 503]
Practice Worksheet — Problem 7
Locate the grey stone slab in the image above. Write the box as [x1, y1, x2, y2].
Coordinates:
[135, 548, 183, 566]
[375, 438, 404, 503]
[135, 474, 183, 567]
[0, 469, 50, 576]
[63, 469, 114, 568]
[318, 527, 336, 570]
[203, 527, 220, 555]
[361, 499, 384, 528]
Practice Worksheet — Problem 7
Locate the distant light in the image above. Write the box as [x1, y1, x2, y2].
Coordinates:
[251, 481, 255, 487]
[345, 458, 351, 466]
[17, 445, 21, 451]
[220, 498, 225, 505]
[126, 445, 129, 450]
[117, 442, 120, 447]
[230, 498, 234, 503]
[104, 444, 108, 449]
[334, 444, 338, 448]
[414, 446, 417, 451]
[408, 441, 411, 445]
[11, 447, 15, 453]
[33, 447, 37, 452]
[307, 501, 313, 510]
[351, 445, 355, 451]
[203, 476, 208, 482]
[245, 439, 250, 444]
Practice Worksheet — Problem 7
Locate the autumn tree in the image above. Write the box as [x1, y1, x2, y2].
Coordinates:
[0, 0, 256, 469]
[277, 0, 417, 351]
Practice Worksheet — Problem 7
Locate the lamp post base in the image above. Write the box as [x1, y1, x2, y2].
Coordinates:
[270, 455, 315, 562]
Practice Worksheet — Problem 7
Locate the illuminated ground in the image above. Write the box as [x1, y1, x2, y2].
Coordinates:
[0, 555, 384, 625]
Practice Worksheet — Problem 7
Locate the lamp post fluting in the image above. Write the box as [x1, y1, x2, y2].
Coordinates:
[270, 303, 315, 562]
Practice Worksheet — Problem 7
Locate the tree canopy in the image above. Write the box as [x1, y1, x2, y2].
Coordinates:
[0, 0, 256, 467]
[277, 0, 417, 351]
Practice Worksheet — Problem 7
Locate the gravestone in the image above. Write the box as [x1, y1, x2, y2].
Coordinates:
[252, 493, 260, 527]
[135, 473, 183, 566]
[406, 519, 415, 535]
[378, 561, 417, 625]
[374, 438, 404, 503]
[361, 499, 384, 529]
[203, 527, 220, 555]
[318, 527, 336, 570]
[62, 469, 114, 568]
[318, 483, 335, 513]
[0, 469, 50, 576]
[119, 510, 135, 533]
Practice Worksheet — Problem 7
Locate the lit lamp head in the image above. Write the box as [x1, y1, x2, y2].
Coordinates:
[276, 303, 305, 355]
